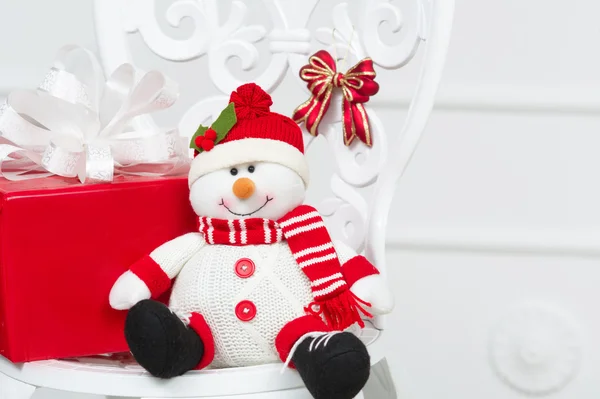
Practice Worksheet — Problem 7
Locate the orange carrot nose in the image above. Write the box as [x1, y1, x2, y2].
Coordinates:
[232, 177, 255, 199]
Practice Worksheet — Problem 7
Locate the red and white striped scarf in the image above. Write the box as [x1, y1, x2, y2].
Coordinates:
[198, 205, 370, 330]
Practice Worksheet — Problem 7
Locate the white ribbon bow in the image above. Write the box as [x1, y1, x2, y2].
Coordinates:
[0, 45, 189, 183]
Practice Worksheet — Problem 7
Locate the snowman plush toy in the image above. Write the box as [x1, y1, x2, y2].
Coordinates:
[110, 83, 393, 399]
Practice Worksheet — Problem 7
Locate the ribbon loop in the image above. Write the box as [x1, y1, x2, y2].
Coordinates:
[38, 68, 93, 109]
[42, 141, 81, 178]
[0, 45, 188, 183]
[51, 45, 104, 110]
[81, 143, 113, 183]
[293, 50, 379, 147]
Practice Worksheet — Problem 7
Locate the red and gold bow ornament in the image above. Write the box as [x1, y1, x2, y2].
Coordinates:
[293, 50, 379, 147]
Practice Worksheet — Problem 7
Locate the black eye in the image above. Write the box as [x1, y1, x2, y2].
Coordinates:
[230, 168, 238, 176]
[248, 165, 255, 173]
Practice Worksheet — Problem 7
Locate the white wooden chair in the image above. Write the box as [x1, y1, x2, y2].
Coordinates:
[0, 0, 454, 398]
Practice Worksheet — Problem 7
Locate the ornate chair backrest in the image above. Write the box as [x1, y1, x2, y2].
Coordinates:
[94, 0, 454, 328]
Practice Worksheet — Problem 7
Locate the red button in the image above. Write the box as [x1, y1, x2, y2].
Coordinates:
[235, 300, 257, 322]
[234, 258, 255, 278]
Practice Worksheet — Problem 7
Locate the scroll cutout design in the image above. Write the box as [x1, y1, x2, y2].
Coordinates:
[118, 0, 426, 252]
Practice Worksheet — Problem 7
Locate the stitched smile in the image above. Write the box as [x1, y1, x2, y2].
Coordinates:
[219, 196, 273, 217]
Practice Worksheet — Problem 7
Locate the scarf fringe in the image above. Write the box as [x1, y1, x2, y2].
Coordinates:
[315, 290, 373, 330]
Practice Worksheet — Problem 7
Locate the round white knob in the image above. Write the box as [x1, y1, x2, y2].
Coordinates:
[489, 303, 581, 395]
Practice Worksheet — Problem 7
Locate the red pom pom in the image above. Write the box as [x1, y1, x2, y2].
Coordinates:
[194, 136, 204, 147]
[229, 83, 272, 120]
[201, 139, 215, 152]
[205, 128, 217, 141]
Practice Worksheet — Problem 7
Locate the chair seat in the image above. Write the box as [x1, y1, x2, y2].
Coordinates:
[0, 322, 383, 398]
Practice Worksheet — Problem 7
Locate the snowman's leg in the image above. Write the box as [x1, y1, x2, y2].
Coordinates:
[124, 299, 206, 378]
[275, 315, 330, 367]
[276, 315, 370, 399]
[188, 312, 215, 370]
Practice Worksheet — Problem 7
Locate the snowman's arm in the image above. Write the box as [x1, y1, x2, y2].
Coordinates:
[128, 232, 206, 298]
[333, 240, 394, 315]
[333, 240, 380, 287]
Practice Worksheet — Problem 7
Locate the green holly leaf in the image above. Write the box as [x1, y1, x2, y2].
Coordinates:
[189, 103, 236, 154]
[190, 124, 208, 151]
[211, 103, 237, 143]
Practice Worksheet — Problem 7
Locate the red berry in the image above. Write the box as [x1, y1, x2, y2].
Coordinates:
[201, 139, 215, 151]
[205, 128, 217, 141]
[194, 136, 204, 147]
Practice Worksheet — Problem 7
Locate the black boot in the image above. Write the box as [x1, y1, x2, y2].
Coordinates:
[292, 331, 370, 399]
[125, 299, 204, 378]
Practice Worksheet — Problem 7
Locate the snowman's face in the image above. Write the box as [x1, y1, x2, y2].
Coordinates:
[190, 162, 306, 220]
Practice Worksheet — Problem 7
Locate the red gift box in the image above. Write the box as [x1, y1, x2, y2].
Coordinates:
[0, 176, 196, 363]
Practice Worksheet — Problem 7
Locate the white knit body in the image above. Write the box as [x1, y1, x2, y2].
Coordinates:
[167, 239, 354, 368]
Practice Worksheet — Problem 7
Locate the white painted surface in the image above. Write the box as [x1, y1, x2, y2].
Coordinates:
[0, 0, 97, 94]
[1, 0, 600, 398]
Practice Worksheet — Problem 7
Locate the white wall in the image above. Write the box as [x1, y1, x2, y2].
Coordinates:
[2, 0, 600, 398]
[0, 1, 97, 94]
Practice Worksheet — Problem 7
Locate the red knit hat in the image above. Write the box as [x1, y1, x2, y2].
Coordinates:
[188, 83, 309, 187]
